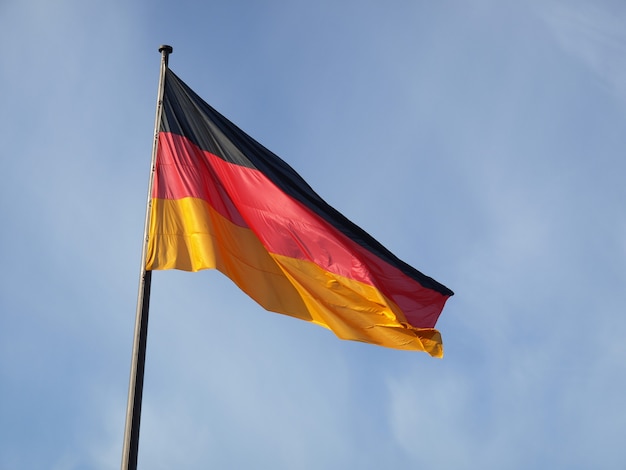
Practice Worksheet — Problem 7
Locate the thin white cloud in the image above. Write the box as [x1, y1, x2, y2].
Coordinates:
[387, 371, 474, 467]
[535, 0, 626, 100]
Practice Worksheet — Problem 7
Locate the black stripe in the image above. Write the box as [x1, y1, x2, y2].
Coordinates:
[161, 69, 453, 297]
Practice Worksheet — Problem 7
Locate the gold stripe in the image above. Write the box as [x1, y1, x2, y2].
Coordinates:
[271, 254, 442, 355]
[147, 197, 442, 356]
[147, 198, 310, 318]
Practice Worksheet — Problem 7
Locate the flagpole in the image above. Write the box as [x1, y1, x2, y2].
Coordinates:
[121, 44, 172, 470]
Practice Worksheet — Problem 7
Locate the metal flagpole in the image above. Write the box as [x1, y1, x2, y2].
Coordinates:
[121, 44, 173, 470]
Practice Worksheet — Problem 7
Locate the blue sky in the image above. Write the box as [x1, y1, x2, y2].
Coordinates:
[1, 0, 625, 468]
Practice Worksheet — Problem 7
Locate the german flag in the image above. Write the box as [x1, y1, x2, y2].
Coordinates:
[146, 69, 453, 357]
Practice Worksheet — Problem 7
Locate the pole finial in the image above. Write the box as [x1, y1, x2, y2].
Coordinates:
[158, 44, 173, 55]
[158, 45, 173, 67]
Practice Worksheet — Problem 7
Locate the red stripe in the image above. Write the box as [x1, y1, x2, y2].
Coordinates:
[154, 132, 248, 227]
[154, 132, 447, 327]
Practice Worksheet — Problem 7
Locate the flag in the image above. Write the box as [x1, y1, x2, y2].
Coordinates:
[146, 69, 453, 357]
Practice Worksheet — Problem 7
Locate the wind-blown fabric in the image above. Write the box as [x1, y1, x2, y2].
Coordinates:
[147, 68, 453, 357]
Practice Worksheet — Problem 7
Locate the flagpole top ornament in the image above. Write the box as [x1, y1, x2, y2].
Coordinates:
[159, 45, 173, 55]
